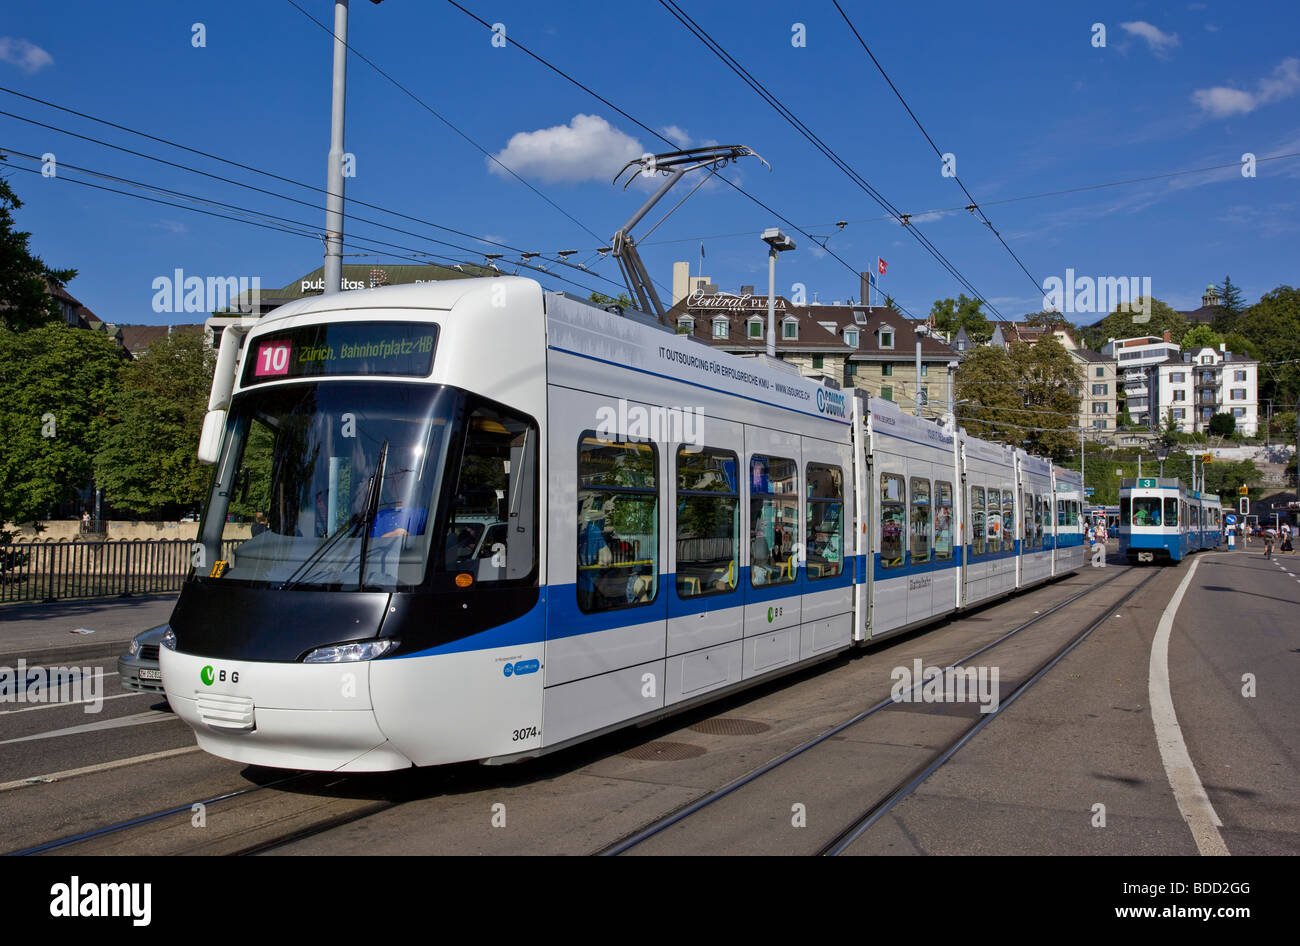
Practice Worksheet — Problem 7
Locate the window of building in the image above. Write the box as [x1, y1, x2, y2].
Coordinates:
[750, 455, 797, 586]
[748, 319, 762, 339]
[675, 447, 738, 600]
[935, 482, 953, 561]
[971, 487, 986, 557]
[1092, 383, 1108, 395]
[577, 436, 658, 614]
[782, 319, 798, 340]
[807, 464, 844, 580]
[812, 354, 824, 370]
[1171, 371, 1185, 383]
[712, 318, 728, 338]
[1232, 407, 1245, 418]
[1092, 403, 1108, 413]
[880, 385, 893, 402]
[880, 473, 905, 568]
[1173, 408, 1185, 419]
[920, 364, 928, 376]
[1201, 355, 1212, 364]
[844, 329, 859, 347]
[845, 362, 857, 378]
[1095, 366, 1105, 377]
[1174, 390, 1185, 401]
[1234, 369, 1246, 381]
[882, 363, 893, 376]
[677, 316, 694, 333]
[1231, 389, 1245, 400]
[1092, 418, 1107, 429]
[880, 328, 894, 349]
[909, 477, 931, 565]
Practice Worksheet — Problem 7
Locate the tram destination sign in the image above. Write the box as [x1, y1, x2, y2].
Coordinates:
[242, 321, 437, 385]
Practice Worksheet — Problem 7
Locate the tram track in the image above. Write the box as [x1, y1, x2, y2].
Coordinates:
[596, 564, 1159, 856]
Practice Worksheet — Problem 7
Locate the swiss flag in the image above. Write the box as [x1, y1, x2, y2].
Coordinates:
[877, 257, 887, 276]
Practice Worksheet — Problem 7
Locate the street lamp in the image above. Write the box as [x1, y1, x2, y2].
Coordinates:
[761, 228, 795, 358]
[1155, 441, 1171, 478]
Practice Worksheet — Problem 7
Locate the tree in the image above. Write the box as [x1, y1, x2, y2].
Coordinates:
[954, 346, 1024, 444]
[1234, 285, 1300, 406]
[930, 293, 991, 344]
[1008, 335, 1082, 460]
[0, 325, 123, 524]
[589, 292, 634, 308]
[94, 330, 216, 517]
[1214, 275, 1246, 333]
[1182, 324, 1224, 350]
[0, 169, 77, 331]
[1079, 297, 1186, 351]
[1208, 412, 1236, 437]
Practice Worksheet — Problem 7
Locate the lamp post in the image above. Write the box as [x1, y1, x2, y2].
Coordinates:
[761, 228, 795, 358]
[322, 0, 350, 296]
[914, 324, 930, 417]
[1155, 441, 1171, 478]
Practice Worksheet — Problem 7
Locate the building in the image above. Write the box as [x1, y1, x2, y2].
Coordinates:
[1071, 348, 1118, 438]
[1102, 333, 1181, 428]
[117, 323, 206, 358]
[664, 291, 959, 417]
[1177, 285, 1222, 327]
[1156, 346, 1259, 436]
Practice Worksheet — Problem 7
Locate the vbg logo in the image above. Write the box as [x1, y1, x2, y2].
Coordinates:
[200, 665, 239, 685]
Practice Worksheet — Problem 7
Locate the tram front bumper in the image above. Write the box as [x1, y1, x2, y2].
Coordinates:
[161, 647, 413, 772]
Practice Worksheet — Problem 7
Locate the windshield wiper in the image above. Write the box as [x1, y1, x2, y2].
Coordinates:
[278, 511, 363, 591]
[356, 440, 389, 591]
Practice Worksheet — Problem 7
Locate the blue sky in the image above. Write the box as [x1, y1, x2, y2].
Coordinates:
[2, 0, 1297, 328]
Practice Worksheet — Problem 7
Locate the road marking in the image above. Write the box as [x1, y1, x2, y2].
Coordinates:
[0, 691, 148, 716]
[0, 710, 176, 746]
[0, 746, 200, 792]
[1148, 558, 1229, 857]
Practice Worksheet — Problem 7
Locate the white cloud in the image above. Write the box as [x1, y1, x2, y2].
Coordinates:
[1119, 21, 1180, 56]
[489, 114, 644, 184]
[660, 125, 692, 148]
[1193, 57, 1300, 117]
[0, 37, 53, 74]
[151, 220, 188, 235]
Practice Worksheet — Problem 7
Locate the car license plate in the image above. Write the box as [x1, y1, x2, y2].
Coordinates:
[138, 668, 162, 681]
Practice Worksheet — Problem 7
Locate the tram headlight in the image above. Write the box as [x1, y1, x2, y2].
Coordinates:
[303, 639, 399, 663]
[161, 627, 177, 651]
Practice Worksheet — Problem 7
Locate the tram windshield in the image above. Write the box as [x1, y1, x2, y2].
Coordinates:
[194, 381, 457, 591]
[1129, 497, 1163, 527]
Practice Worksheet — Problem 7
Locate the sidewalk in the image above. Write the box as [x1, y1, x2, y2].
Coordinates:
[0, 594, 178, 664]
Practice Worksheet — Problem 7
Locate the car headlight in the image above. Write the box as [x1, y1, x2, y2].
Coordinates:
[129, 638, 141, 656]
[303, 639, 399, 663]
[161, 628, 177, 651]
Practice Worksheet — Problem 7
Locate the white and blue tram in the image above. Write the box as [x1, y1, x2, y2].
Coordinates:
[162, 279, 1086, 771]
[1118, 478, 1223, 564]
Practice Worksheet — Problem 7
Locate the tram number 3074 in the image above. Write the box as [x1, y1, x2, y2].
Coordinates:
[512, 726, 540, 742]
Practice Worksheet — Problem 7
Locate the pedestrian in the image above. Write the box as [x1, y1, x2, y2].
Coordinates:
[1264, 530, 1274, 559]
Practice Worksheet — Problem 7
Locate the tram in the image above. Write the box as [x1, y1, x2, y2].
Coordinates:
[1118, 478, 1223, 564]
[161, 278, 1086, 771]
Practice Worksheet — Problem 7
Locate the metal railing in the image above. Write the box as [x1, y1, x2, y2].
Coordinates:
[0, 539, 244, 605]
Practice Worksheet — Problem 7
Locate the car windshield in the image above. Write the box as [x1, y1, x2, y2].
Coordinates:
[193, 381, 455, 591]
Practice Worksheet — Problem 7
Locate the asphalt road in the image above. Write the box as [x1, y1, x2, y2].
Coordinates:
[1, 548, 1294, 856]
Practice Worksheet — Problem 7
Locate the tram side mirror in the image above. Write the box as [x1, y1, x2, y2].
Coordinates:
[198, 410, 226, 465]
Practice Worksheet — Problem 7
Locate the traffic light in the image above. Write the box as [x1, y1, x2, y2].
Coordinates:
[1239, 485, 1250, 496]
[1201, 453, 1213, 464]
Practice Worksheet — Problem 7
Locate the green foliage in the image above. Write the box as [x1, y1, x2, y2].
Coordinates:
[1079, 297, 1186, 351]
[589, 292, 634, 308]
[954, 336, 1081, 460]
[1182, 324, 1223, 350]
[1222, 332, 1259, 361]
[0, 325, 123, 523]
[0, 170, 76, 332]
[1234, 285, 1300, 406]
[1213, 275, 1246, 333]
[930, 294, 991, 343]
[1270, 411, 1297, 441]
[93, 330, 215, 516]
[1208, 412, 1236, 437]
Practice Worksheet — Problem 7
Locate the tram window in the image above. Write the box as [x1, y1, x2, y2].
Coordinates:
[1036, 497, 1046, 547]
[880, 473, 906, 568]
[1131, 498, 1162, 526]
[910, 477, 931, 565]
[751, 456, 798, 586]
[1057, 500, 1065, 527]
[987, 489, 1001, 554]
[1119, 497, 1130, 526]
[577, 436, 658, 613]
[1023, 491, 1035, 550]
[1165, 498, 1179, 525]
[807, 463, 844, 580]
[1003, 491, 1015, 549]
[676, 447, 739, 598]
[442, 405, 539, 583]
[934, 482, 953, 561]
[971, 487, 986, 557]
